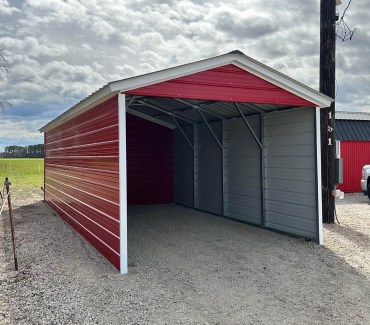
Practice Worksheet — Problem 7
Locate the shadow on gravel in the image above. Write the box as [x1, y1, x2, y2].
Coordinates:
[1, 201, 370, 324]
[327, 223, 370, 250]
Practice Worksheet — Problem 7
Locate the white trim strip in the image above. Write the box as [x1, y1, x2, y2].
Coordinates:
[316, 107, 323, 245]
[118, 93, 128, 274]
[47, 140, 118, 152]
[46, 163, 119, 175]
[46, 156, 119, 159]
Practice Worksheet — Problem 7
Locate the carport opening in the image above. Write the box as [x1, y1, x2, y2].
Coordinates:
[125, 94, 288, 231]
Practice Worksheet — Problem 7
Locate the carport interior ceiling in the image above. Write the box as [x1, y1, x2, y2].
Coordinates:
[126, 95, 297, 127]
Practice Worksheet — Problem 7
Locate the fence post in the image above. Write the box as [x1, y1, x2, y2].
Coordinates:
[4, 177, 18, 271]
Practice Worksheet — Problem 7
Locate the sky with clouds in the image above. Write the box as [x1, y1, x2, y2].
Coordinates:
[0, 0, 368, 151]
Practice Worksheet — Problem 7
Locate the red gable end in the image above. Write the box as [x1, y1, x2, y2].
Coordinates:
[125, 64, 316, 106]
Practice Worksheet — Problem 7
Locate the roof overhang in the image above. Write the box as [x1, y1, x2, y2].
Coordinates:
[40, 51, 334, 133]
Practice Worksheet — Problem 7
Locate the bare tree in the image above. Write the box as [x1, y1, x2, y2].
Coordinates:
[0, 44, 13, 111]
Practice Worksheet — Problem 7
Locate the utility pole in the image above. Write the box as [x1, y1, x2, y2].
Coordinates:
[320, 0, 337, 223]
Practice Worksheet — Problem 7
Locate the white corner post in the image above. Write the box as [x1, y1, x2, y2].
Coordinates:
[118, 93, 128, 273]
[316, 107, 323, 245]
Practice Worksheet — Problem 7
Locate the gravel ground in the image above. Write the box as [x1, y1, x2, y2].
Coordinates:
[1, 190, 370, 324]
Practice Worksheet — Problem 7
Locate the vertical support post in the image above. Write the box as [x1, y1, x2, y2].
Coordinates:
[118, 93, 128, 274]
[221, 120, 226, 217]
[260, 114, 266, 226]
[5, 178, 18, 271]
[320, 0, 336, 223]
[43, 132, 46, 202]
[193, 124, 198, 209]
[316, 107, 324, 244]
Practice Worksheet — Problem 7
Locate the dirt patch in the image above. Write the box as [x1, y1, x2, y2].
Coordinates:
[1, 190, 369, 324]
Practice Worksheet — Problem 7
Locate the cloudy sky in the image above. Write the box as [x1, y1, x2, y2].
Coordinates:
[0, 0, 368, 150]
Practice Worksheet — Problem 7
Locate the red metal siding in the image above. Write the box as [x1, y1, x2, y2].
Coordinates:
[338, 141, 370, 192]
[45, 96, 120, 269]
[126, 64, 316, 106]
[126, 114, 173, 205]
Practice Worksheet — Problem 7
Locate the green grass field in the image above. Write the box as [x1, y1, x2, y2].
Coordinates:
[0, 158, 44, 190]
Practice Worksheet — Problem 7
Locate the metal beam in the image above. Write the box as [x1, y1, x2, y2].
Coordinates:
[172, 116, 194, 151]
[125, 95, 136, 109]
[174, 98, 225, 120]
[135, 100, 195, 125]
[234, 103, 263, 149]
[127, 107, 176, 129]
[242, 103, 266, 114]
[195, 107, 223, 149]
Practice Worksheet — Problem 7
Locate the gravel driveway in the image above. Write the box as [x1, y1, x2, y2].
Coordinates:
[1, 190, 369, 324]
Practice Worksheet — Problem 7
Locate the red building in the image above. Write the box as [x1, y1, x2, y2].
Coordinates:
[40, 51, 333, 273]
[336, 112, 370, 192]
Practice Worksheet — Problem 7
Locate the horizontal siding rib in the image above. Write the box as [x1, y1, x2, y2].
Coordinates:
[265, 167, 316, 182]
[266, 189, 316, 207]
[227, 184, 261, 198]
[47, 141, 119, 157]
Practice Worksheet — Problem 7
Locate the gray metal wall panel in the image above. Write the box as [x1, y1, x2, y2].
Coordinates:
[196, 121, 222, 214]
[264, 108, 318, 239]
[224, 116, 262, 224]
[173, 126, 194, 207]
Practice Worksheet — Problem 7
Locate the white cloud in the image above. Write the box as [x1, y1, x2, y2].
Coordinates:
[0, 117, 45, 143]
[0, 0, 20, 15]
[0, 0, 369, 148]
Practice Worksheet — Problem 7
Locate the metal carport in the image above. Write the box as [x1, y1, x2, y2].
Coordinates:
[40, 51, 333, 273]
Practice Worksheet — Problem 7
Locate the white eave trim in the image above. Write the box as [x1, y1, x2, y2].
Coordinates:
[39, 85, 117, 133]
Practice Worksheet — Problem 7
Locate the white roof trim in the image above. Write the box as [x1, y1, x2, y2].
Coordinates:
[40, 52, 333, 133]
[40, 85, 117, 132]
